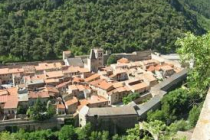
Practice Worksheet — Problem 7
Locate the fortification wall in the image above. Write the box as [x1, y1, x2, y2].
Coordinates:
[104, 50, 152, 64]
[191, 88, 210, 140]
[0, 60, 64, 68]
[0, 118, 64, 131]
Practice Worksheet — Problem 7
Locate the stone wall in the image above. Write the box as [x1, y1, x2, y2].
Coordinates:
[1, 60, 64, 68]
[135, 69, 187, 120]
[87, 114, 138, 134]
[191, 88, 210, 140]
[104, 50, 152, 65]
[0, 118, 64, 131]
[150, 69, 187, 97]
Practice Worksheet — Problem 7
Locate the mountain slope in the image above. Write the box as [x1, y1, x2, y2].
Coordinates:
[0, 0, 206, 62]
[176, 0, 210, 31]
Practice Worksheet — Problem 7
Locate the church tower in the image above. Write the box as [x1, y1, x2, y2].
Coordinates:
[86, 48, 104, 72]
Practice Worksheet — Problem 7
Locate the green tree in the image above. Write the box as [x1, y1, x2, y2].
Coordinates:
[58, 125, 77, 140]
[0, 132, 15, 140]
[176, 32, 210, 97]
[89, 131, 109, 140]
[27, 98, 54, 121]
[107, 55, 118, 65]
[188, 104, 202, 127]
[76, 123, 91, 140]
[123, 92, 139, 104]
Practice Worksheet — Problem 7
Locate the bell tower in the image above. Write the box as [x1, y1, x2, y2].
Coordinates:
[87, 48, 104, 72]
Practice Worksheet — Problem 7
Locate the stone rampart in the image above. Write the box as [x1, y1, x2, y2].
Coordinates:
[104, 50, 152, 64]
[191, 88, 210, 140]
[0, 118, 64, 131]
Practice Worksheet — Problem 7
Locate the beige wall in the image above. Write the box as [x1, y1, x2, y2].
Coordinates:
[66, 103, 78, 114]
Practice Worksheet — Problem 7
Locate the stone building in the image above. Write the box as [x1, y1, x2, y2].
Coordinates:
[85, 48, 104, 72]
[79, 105, 138, 134]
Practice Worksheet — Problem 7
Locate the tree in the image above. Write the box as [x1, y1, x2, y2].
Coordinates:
[188, 104, 202, 127]
[0, 132, 15, 140]
[147, 110, 165, 122]
[27, 98, 55, 121]
[176, 32, 210, 97]
[147, 88, 193, 125]
[17, 104, 27, 114]
[123, 92, 139, 104]
[126, 124, 140, 140]
[58, 125, 77, 140]
[140, 121, 166, 140]
[112, 134, 122, 140]
[89, 131, 109, 140]
[76, 123, 91, 140]
[107, 55, 118, 65]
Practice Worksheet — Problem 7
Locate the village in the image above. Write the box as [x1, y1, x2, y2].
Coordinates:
[0, 49, 185, 132]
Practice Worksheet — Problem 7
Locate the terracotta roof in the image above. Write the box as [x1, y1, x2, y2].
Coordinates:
[56, 80, 72, 88]
[89, 79, 104, 86]
[78, 99, 89, 110]
[131, 82, 148, 91]
[147, 66, 155, 72]
[0, 95, 8, 103]
[35, 62, 62, 71]
[57, 103, 66, 109]
[0, 90, 9, 96]
[97, 80, 113, 91]
[117, 58, 129, 63]
[63, 66, 80, 73]
[45, 71, 64, 79]
[113, 82, 124, 88]
[68, 85, 78, 90]
[45, 86, 59, 93]
[9, 68, 24, 74]
[0, 68, 24, 75]
[160, 65, 173, 71]
[72, 77, 84, 83]
[65, 97, 78, 106]
[142, 59, 158, 65]
[0, 68, 9, 75]
[45, 79, 60, 83]
[88, 95, 108, 104]
[108, 86, 130, 95]
[85, 73, 100, 82]
[68, 84, 88, 91]
[29, 74, 46, 81]
[143, 73, 157, 82]
[29, 91, 49, 99]
[3, 87, 18, 109]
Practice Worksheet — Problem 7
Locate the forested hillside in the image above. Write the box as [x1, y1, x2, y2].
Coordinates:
[180, 0, 210, 18]
[177, 0, 210, 31]
[0, 0, 207, 62]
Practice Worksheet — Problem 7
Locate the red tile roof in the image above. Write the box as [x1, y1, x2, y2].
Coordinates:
[131, 82, 148, 91]
[56, 80, 72, 88]
[85, 73, 100, 82]
[88, 95, 108, 104]
[117, 58, 130, 64]
[65, 97, 78, 106]
[57, 103, 66, 109]
[2, 87, 18, 109]
[29, 91, 49, 99]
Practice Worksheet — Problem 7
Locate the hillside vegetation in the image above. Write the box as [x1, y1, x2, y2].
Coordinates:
[177, 0, 210, 31]
[0, 0, 207, 62]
